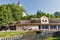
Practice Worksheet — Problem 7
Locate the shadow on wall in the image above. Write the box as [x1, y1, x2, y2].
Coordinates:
[0, 26, 9, 31]
[0, 25, 16, 31]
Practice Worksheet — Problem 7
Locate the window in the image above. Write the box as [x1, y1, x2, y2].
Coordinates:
[58, 25, 60, 28]
[50, 26, 56, 29]
[42, 26, 49, 29]
[45, 20, 47, 22]
[42, 20, 44, 22]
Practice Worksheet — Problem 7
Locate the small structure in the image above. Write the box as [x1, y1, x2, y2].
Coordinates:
[17, 1, 27, 16]
[17, 1, 22, 6]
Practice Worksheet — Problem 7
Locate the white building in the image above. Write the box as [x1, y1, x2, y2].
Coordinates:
[17, 1, 27, 16]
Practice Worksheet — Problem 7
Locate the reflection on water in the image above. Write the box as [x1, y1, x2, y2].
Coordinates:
[36, 31, 54, 40]
[36, 31, 60, 40]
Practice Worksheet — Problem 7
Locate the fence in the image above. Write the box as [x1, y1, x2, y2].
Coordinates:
[0, 35, 23, 40]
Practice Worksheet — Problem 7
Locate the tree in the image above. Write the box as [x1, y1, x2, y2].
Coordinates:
[36, 10, 55, 18]
[0, 4, 26, 26]
[37, 11, 46, 18]
[54, 11, 60, 18]
[45, 13, 55, 18]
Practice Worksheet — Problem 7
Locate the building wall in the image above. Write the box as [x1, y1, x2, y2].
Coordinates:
[16, 26, 24, 30]
[23, 25, 39, 30]
[41, 16, 49, 24]
[16, 16, 60, 31]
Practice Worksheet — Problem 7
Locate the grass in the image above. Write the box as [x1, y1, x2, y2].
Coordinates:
[0, 31, 24, 38]
[0, 31, 35, 38]
[46, 37, 60, 40]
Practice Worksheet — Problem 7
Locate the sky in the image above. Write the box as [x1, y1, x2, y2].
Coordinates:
[0, 0, 60, 15]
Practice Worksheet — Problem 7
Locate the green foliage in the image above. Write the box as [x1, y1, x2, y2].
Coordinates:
[37, 11, 46, 18]
[0, 4, 25, 26]
[37, 11, 55, 18]
[0, 31, 35, 38]
[45, 13, 55, 18]
[0, 31, 25, 38]
[54, 11, 60, 18]
[46, 37, 60, 40]
[22, 10, 60, 20]
[22, 15, 37, 20]
[22, 15, 30, 20]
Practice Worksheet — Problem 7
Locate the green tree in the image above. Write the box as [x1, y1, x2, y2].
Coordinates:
[0, 4, 26, 26]
[37, 11, 46, 18]
[45, 13, 55, 18]
[54, 11, 60, 18]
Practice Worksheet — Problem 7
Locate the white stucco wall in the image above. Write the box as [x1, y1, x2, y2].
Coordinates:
[41, 16, 49, 24]
[24, 25, 39, 30]
[16, 26, 23, 30]
[16, 25, 39, 31]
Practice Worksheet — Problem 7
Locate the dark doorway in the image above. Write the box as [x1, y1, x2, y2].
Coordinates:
[39, 25, 41, 29]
